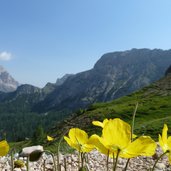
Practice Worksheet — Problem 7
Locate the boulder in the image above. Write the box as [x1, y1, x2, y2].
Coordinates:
[19, 145, 43, 157]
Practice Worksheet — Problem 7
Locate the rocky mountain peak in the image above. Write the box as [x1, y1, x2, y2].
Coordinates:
[16, 84, 40, 94]
[34, 49, 171, 113]
[94, 48, 163, 71]
[56, 74, 74, 86]
[0, 65, 19, 92]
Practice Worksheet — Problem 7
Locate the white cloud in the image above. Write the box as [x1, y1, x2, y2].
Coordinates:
[0, 51, 12, 61]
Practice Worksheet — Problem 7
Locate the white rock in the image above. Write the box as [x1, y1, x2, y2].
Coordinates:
[18, 157, 23, 160]
[156, 162, 166, 169]
[14, 168, 21, 171]
[21, 167, 27, 171]
[14, 153, 19, 158]
[20, 145, 44, 157]
[46, 163, 53, 169]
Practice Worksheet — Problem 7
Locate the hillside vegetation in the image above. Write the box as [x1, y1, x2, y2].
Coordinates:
[10, 74, 171, 153]
[50, 74, 171, 140]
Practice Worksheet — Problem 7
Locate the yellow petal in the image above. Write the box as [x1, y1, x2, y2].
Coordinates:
[159, 134, 166, 152]
[64, 136, 80, 151]
[162, 124, 168, 144]
[168, 152, 171, 164]
[81, 144, 94, 153]
[132, 134, 137, 139]
[47, 135, 54, 141]
[0, 140, 9, 156]
[164, 136, 171, 164]
[64, 136, 73, 147]
[102, 118, 131, 150]
[167, 136, 171, 151]
[122, 136, 156, 158]
[159, 124, 169, 152]
[103, 119, 109, 127]
[159, 134, 169, 152]
[92, 121, 104, 128]
[92, 119, 109, 128]
[88, 134, 109, 155]
[68, 128, 88, 145]
[64, 128, 90, 152]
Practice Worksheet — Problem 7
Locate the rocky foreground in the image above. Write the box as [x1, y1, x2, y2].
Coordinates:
[0, 145, 171, 171]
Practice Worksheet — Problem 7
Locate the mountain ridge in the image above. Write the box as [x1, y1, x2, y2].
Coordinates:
[50, 71, 171, 140]
[1, 48, 171, 114]
[33, 48, 171, 113]
[1, 48, 171, 141]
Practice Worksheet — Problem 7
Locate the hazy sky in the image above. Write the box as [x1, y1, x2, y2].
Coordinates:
[0, 0, 171, 87]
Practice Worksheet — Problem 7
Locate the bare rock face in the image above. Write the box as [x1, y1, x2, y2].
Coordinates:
[34, 48, 171, 112]
[0, 65, 19, 92]
[165, 65, 171, 76]
[56, 74, 74, 86]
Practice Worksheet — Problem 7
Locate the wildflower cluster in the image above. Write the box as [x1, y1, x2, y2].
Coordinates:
[64, 118, 171, 171]
[1, 117, 171, 171]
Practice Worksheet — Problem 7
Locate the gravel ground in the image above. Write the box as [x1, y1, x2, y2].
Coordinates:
[0, 144, 171, 171]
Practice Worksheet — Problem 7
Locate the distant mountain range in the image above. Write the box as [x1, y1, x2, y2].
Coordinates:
[1, 48, 171, 141]
[1, 48, 171, 114]
[51, 65, 171, 140]
[0, 66, 19, 92]
[34, 48, 171, 112]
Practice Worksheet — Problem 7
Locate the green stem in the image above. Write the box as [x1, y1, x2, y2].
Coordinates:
[57, 145, 60, 170]
[78, 151, 81, 171]
[85, 153, 89, 165]
[57, 130, 68, 171]
[81, 152, 84, 168]
[151, 150, 169, 171]
[10, 150, 14, 171]
[59, 163, 61, 171]
[43, 150, 57, 171]
[85, 153, 89, 171]
[51, 153, 57, 171]
[113, 153, 115, 170]
[64, 157, 67, 171]
[56, 145, 60, 170]
[26, 156, 29, 171]
[124, 158, 130, 171]
[43, 159, 46, 171]
[131, 102, 138, 141]
[113, 149, 120, 171]
[106, 150, 109, 171]
[124, 103, 138, 171]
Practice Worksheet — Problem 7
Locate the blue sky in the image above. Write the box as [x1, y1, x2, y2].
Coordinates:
[0, 0, 171, 87]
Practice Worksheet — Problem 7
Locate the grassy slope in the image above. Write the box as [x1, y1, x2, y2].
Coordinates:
[50, 74, 171, 141]
[11, 74, 171, 153]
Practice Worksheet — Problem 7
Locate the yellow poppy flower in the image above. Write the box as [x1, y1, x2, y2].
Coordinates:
[89, 134, 109, 155]
[92, 118, 109, 128]
[64, 128, 94, 152]
[93, 118, 137, 139]
[91, 118, 156, 158]
[159, 124, 171, 163]
[0, 140, 9, 156]
[47, 135, 54, 141]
